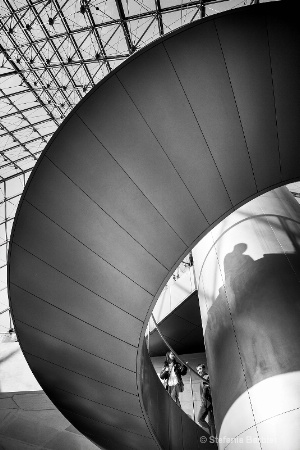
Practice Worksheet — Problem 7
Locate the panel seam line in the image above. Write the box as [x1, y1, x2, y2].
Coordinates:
[11, 242, 144, 322]
[43, 155, 170, 271]
[74, 112, 188, 246]
[213, 19, 258, 194]
[162, 40, 234, 209]
[12, 286, 139, 348]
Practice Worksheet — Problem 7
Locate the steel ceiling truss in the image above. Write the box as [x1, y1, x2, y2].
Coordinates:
[0, 169, 29, 335]
[0, 0, 256, 333]
[0, 0, 254, 180]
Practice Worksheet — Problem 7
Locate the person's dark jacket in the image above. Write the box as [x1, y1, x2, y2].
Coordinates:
[200, 374, 212, 407]
[160, 361, 187, 390]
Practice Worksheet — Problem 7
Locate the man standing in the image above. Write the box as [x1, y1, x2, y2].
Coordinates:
[196, 364, 216, 437]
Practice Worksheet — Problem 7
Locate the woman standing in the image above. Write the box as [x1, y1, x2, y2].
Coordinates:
[160, 351, 187, 407]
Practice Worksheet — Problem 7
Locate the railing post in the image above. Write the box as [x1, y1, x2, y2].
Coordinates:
[189, 367, 196, 422]
[147, 321, 150, 351]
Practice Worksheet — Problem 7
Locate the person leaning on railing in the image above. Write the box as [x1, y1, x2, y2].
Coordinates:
[160, 350, 187, 407]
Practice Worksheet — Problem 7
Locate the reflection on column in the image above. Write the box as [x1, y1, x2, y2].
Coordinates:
[194, 187, 300, 449]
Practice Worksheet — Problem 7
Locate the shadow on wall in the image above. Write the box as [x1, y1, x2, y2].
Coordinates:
[205, 243, 300, 433]
[223, 243, 255, 281]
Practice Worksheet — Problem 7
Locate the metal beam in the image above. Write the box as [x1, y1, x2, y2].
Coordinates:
[114, 0, 135, 54]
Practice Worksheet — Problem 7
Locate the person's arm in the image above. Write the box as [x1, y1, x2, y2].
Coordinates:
[178, 362, 187, 376]
[160, 365, 169, 379]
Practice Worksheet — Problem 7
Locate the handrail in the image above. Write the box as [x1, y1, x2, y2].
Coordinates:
[151, 313, 209, 383]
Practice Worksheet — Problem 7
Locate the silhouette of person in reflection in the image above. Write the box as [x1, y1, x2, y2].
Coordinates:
[196, 364, 215, 437]
[160, 351, 187, 407]
[224, 243, 255, 281]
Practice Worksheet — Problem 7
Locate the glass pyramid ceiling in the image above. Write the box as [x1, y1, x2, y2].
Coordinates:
[0, 0, 264, 333]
